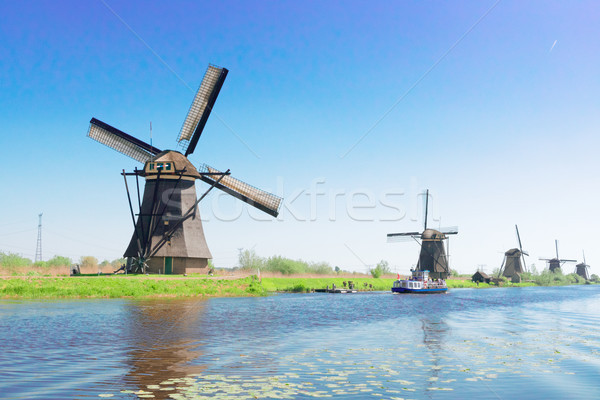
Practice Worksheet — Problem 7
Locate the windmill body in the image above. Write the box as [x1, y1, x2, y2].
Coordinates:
[498, 225, 529, 280]
[417, 229, 451, 279]
[574, 251, 590, 280]
[575, 263, 590, 280]
[87, 65, 282, 274]
[123, 151, 212, 273]
[387, 190, 457, 280]
[501, 248, 526, 277]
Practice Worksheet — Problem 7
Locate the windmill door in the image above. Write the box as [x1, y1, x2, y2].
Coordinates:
[165, 257, 173, 274]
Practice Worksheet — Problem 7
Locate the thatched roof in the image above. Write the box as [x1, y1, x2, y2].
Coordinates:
[147, 150, 201, 179]
[504, 248, 522, 257]
[421, 229, 446, 240]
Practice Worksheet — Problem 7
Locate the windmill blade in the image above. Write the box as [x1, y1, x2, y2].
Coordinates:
[521, 251, 530, 257]
[422, 189, 429, 231]
[516, 225, 523, 251]
[439, 226, 458, 235]
[88, 118, 161, 163]
[387, 233, 421, 243]
[177, 65, 228, 156]
[559, 259, 577, 263]
[198, 164, 282, 217]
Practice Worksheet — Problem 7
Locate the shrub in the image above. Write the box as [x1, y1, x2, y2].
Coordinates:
[80, 256, 98, 268]
[370, 260, 390, 278]
[47, 255, 72, 267]
[0, 252, 32, 267]
[290, 283, 308, 292]
[238, 249, 264, 271]
[111, 258, 126, 268]
[264, 255, 305, 274]
[239, 249, 333, 275]
[306, 261, 333, 275]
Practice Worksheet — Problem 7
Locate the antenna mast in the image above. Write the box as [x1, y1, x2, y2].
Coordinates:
[35, 213, 43, 262]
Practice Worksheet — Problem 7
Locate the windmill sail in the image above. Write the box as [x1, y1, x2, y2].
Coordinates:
[439, 226, 459, 235]
[88, 118, 161, 163]
[387, 232, 421, 242]
[198, 164, 282, 217]
[177, 65, 228, 156]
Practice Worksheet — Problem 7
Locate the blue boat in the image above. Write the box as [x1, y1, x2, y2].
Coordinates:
[391, 270, 448, 294]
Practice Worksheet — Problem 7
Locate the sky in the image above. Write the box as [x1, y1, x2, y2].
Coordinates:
[0, 0, 598, 275]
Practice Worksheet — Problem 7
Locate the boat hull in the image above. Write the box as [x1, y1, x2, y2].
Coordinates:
[391, 287, 447, 294]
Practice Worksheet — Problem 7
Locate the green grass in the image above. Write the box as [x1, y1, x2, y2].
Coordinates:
[260, 277, 395, 292]
[2, 273, 592, 299]
[0, 276, 266, 299]
[445, 279, 537, 289]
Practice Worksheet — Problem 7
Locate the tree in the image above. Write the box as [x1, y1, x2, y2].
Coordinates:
[238, 249, 264, 271]
[590, 274, 599, 283]
[370, 260, 390, 278]
[529, 263, 538, 276]
[47, 256, 72, 267]
[334, 266, 340, 274]
[80, 256, 98, 269]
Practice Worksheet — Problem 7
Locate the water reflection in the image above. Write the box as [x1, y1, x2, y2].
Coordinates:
[121, 299, 208, 398]
[420, 315, 449, 393]
[1, 287, 600, 399]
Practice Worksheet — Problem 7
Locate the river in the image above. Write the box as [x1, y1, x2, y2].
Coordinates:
[1, 285, 599, 399]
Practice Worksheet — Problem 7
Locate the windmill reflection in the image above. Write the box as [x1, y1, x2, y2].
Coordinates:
[122, 299, 207, 399]
[420, 316, 449, 387]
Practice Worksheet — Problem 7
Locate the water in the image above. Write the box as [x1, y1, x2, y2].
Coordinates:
[1, 286, 599, 399]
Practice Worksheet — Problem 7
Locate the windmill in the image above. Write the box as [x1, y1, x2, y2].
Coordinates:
[574, 251, 590, 280]
[498, 225, 529, 280]
[539, 240, 576, 273]
[387, 190, 458, 279]
[87, 64, 282, 274]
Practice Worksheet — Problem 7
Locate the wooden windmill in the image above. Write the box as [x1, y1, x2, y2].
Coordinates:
[539, 240, 576, 273]
[574, 251, 590, 280]
[87, 64, 282, 274]
[387, 190, 458, 279]
[498, 225, 529, 281]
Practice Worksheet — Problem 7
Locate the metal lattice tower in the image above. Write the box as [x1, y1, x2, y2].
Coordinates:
[35, 213, 43, 262]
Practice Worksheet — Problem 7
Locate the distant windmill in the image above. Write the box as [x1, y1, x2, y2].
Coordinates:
[498, 225, 529, 280]
[87, 64, 282, 274]
[574, 251, 590, 280]
[539, 240, 576, 273]
[387, 190, 458, 279]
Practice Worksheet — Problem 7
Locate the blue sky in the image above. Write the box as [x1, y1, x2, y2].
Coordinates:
[0, 1, 598, 274]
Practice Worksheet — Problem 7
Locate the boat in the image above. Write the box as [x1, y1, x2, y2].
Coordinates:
[391, 270, 448, 294]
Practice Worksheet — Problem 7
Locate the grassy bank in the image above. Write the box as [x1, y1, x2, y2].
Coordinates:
[260, 277, 542, 292]
[260, 277, 395, 292]
[0, 275, 265, 299]
[1, 274, 593, 299]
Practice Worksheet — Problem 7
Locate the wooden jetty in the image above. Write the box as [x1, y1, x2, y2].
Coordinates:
[314, 288, 358, 293]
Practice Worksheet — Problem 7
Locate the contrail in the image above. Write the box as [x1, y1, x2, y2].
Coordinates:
[550, 40, 557, 52]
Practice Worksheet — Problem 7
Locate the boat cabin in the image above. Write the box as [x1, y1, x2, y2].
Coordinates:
[392, 269, 447, 291]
